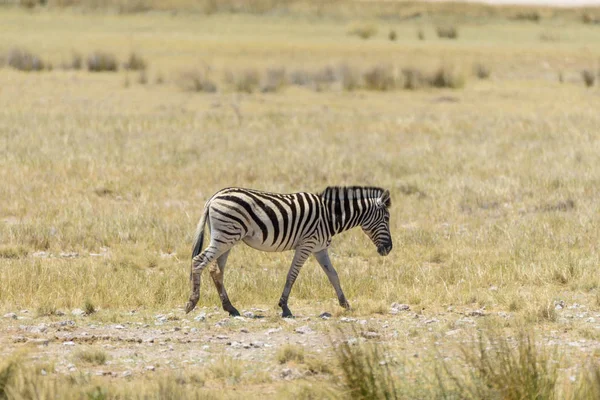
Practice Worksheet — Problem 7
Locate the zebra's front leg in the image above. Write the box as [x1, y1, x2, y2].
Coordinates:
[278, 247, 311, 318]
[209, 250, 240, 317]
[314, 249, 350, 309]
[185, 243, 231, 314]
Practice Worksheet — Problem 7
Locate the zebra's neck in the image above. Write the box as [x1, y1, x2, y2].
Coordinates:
[319, 186, 384, 236]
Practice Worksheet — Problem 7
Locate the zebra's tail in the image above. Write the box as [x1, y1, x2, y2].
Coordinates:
[191, 205, 209, 262]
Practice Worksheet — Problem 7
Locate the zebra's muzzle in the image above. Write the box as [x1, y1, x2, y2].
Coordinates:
[377, 243, 392, 256]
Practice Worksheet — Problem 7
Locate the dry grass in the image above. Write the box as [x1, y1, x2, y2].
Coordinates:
[1, 4, 600, 398]
[73, 348, 108, 365]
[87, 51, 118, 72]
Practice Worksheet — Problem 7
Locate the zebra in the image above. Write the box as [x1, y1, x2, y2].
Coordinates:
[185, 186, 392, 318]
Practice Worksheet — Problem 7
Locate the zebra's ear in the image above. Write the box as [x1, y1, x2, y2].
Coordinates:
[377, 190, 391, 209]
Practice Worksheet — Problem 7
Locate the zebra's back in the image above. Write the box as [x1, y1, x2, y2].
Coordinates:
[207, 188, 326, 252]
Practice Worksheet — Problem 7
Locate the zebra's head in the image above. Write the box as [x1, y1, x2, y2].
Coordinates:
[362, 190, 392, 256]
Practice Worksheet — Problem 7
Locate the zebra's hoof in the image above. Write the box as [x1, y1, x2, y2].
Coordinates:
[228, 308, 241, 317]
[281, 308, 294, 318]
[340, 301, 351, 310]
[185, 300, 198, 314]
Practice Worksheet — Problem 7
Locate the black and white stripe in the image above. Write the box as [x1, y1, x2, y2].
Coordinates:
[185, 186, 392, 318]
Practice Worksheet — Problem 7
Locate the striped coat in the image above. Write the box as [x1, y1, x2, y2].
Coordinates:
[185, 186, 392, 318]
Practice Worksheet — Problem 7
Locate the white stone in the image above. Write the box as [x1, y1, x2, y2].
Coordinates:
[295, 325, 313, 334]
[3, 312, 17, 319]
[71, 309, 85, 316]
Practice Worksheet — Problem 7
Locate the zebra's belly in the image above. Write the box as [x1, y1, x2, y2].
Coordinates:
[242, 235, 292, 252]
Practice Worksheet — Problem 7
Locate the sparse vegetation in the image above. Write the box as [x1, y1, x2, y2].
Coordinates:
[6, 48, 46, 71]
[436, 25, 458, 39]
[277, 344, 305, 364]
[582, 69, 595, 87]
[348, 24, 378, 40]
[74, 348, 107, 365]
[87, 51, 118, 72]
[473, 62, 491, 79]
[2, 4, 600, 398]
[179, 68, 217, 92]
[123, 51, 147, 71]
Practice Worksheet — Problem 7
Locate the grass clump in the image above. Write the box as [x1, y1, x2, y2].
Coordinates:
[277, 344, 305, 364]
[429, 65, 465, 89]
[348, 24, 378, 40]
[436, 25, 458, 39]
[261, 67, 287, 93]
[208, 357, 243, 385]
[582, 69, 595, 87]
[338, 63, 362, 91]
[6, 48, 46, 72]
[179, 68, 217, 93]
[0, 245, 28, 259]
[74, 348, 108, 365]
[333, 332, 397, 399]
[87, 51, 118, 72]
[576, 360, 600, 399]
[228, 68, 260, 93]
[123, 51, 147, 71]
[439, 329, 559, 400]
[363, 65, 399, 91]
[388, 29, 397, 41]
[473, 62, 491, 79]
[84, 299, 96, 315]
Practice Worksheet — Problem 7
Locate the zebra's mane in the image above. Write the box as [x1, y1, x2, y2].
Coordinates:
[319, 186, 386, 202]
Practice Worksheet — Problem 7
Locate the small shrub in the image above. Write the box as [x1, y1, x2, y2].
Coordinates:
[513, 11, 541, 22]
[84, 299, 96, 315]
[137, 70, 148, 85]
[179, 68, 217, 93]
[428, 65, 465, 89]
[582, 69, 595, 87]
[289, 69, 313, 86]
[539, 32, 559, 42]
[577, 360, 600, 399]
[312, 65, 338, 91]
[7, 48, 45, 72]
[436, 25, 458, 39]
[558, 71, 564, 83]
[261, 67, 287, 93]
[74, 348, 107, 365]
[338, 63, 362, 91]
[36, 303, 57, 317]
[402, 67, 426, 90]
[155, 72, 164, 84]
[473, 62, 491, 79]
[417, 29, 425, 40]
[277, 344, 305, 364]
[439, 329, 558, 400]
[70, 52, 82, 70]
[208, 357, 243, 384]
[333, 332, 397, 399]
[348, 24, 378, 40]
[0, 245, 28, 259]
[123, 51, 147, 71]
[87, 51, 118, 72]
[363, 65, 398, 91]
[228, 68, 260, 93]
[582, 13, 600, 24]
[388, 29, 397, 41]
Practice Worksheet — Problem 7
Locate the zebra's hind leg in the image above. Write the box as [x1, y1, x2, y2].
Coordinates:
[185, 242, 231, 314]
[209, 250, 240, 317]
[314, 249, 350, 310]
[278, 247, 311, 318]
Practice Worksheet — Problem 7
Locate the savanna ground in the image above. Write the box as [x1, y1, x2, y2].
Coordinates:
[1, 1, 600, 398]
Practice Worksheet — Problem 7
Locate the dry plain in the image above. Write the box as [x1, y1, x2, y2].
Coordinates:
[1, 2, 600, 398]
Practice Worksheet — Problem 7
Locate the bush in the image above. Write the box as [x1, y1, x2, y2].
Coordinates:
[338, 63, 362, 91]
[401, 67, 426, 90]
[513, 11, 541, 22]
[428, 65, 465, 88]
[388, 30, 397, 41]
[123, 51, 147, 71]
[87, 51, 118, 72]
[439, 330, 559, 400]
[363, 65, 399, 91]
[348, 24, 378, 40]
[261, 67, 287, 93]
[74, 348, 107, 365]
[70, 52, 82, 70]
[582, 69, 595, 87]
[436, 25, 458, 39]
[277, 344, 305, 364]
[289, 69, 313, 87]
[333, 332, 398, 399]
[473, 62, 491, 79]
[228, 68, 260, 93]
[417, 29, 425, 40]
[7, 48, 45, 72]
[179, 68, 217, 92]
